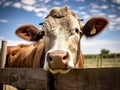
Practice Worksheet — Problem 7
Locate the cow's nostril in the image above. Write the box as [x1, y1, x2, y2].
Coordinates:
[48, 55, 53, 62]
[63, 53, 68, 60]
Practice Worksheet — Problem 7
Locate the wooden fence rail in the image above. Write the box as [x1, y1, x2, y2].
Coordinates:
[0, 68, 120, 90]
[0, 68, 48, 90]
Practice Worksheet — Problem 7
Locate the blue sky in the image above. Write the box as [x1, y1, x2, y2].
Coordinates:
[0, 0, 120, 54]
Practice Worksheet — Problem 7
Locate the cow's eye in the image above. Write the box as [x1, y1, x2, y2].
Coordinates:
[69, 28, 80, 36]
[75, 28, 79, 34]
[35, 31, 45, 41]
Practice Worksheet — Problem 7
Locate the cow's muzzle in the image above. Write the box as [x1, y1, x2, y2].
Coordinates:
[47, 50, 70, 69]
[44, 50, 74, 73]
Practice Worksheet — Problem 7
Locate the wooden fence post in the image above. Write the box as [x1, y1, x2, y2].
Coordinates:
[0, 40, 7, 90]
[0, 40, 7, 68]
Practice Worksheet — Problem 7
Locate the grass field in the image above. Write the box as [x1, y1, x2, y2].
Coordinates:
[84, 57, 120, 68]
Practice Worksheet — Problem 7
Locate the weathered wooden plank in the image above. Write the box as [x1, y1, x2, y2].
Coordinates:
[0, 68, 48, 90]
[53, 68, 120, 90]
[0, 68, 120, 90]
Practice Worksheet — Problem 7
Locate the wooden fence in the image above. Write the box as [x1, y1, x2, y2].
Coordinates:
[0, 40, 120, 90]
[0, 68, 120, 90]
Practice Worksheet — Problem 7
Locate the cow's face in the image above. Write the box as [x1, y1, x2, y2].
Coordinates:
[42, 10, 82, 73]
[15, 6, 108, 74]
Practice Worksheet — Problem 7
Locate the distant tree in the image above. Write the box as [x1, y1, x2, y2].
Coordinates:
[100, 49, 110, 55]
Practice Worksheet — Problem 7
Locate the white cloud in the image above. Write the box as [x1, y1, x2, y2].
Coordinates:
[35, 6, 49, 17]
[115, 17, 120, 22]
[79, 11, 87, 15]
[5, 0, 49, 18]
[0, 36, 5, 40]
[110, 17, 120, 30]
[91, 4, 99, 9]
[34, 7, 48, 13]
[101, 5, 108, 9]
[108, 14, 116, 18]
[111, 17, 120, 22]
[44, 0, 51, 3]
[22, 5, 34, 12]
[82, 39, 120, 47]
[13, 2, 22, 8]
[90, 9, 100, 13]
[0, 19, 9, 23]
[90, 3, 102, 10]
[113, 0, 120, 4]
[78, 6, 85, 10]
[99, 13, 106, 16]
[21, 0, 36, 5]
[36, 13, 46, 17]
[82, 15, 91, 20]
[53, 1, 61, 5]
[10, 1, 49, 18]
[4, 1, 12, 6]
[109, 26, 114, 30]
[110, 21, 117, 26]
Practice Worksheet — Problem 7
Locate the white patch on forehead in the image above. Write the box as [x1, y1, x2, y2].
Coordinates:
[50, 26, 68, 50]
[68, 15, 81, 30]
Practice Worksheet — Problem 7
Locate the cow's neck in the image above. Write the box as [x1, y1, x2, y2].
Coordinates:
[40, 48, 46, 68]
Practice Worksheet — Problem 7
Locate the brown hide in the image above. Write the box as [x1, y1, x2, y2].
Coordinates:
[7, 41, 44, 67]
[76, 51, 84, 68]
[6, 42, 83, 68]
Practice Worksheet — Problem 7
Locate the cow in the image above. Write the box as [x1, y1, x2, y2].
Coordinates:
[6, 6, 108, 74]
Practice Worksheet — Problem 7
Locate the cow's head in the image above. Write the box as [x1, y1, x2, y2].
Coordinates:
[15, 6, 108, 73]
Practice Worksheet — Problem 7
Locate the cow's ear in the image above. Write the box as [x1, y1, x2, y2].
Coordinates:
[82, 17, 109, 37]
[15, 24, 43, 41]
